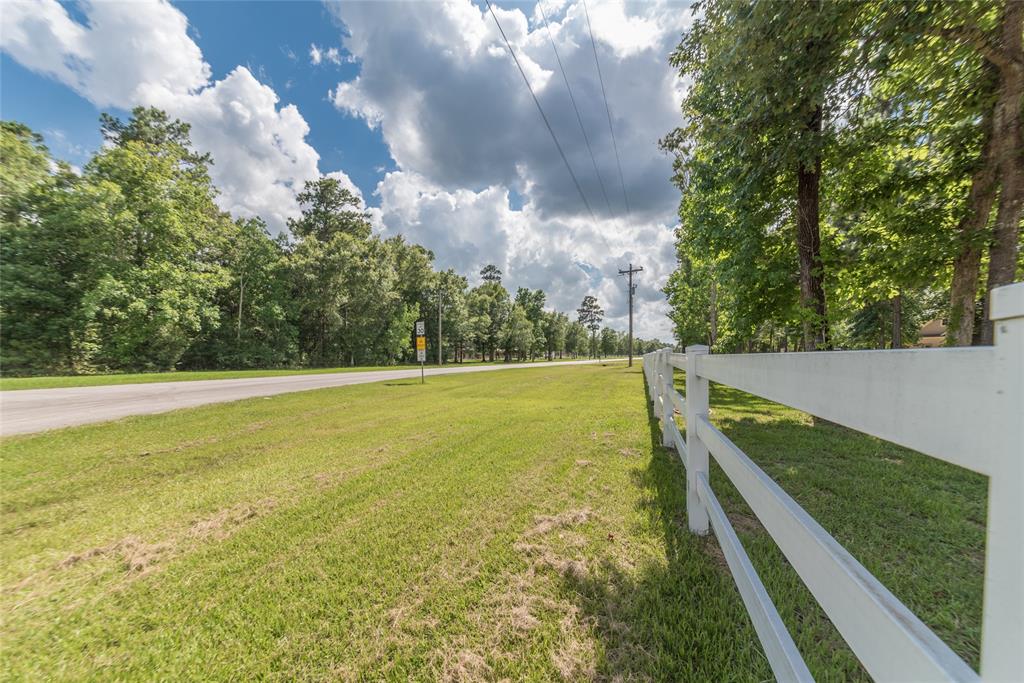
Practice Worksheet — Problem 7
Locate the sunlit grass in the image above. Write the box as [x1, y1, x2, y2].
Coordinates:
[670, 370, 986, 678]
[0, 364, 983, 679]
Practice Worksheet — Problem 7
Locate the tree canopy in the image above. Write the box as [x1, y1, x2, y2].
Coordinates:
[0, 109, 655, 375]
[663, 0, 1022, 352]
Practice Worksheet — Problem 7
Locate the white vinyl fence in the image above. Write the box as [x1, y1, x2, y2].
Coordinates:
[642, 282, 1023, 683]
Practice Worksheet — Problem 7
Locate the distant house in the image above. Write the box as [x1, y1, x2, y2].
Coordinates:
[916, 319, 946, 348]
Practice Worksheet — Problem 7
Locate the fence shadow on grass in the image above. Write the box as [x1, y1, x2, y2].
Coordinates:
[558, 371, 986, 680]
[547, 375, 773, 680]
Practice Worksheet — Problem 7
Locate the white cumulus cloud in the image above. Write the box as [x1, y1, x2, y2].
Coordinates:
[0, 0, 209, 108]
[372, 170, 676, 339]
[330, 0, 692, 338]
[0, 0, 338, 232]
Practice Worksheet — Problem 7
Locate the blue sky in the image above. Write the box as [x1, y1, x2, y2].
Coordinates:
[3, 1, 393, 200]
[1, 0, 693, 339]
[171, 1, 394, 198]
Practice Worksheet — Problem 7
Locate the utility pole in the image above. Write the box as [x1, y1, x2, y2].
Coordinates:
[618, 263, 643, 367]
[437, 282, 444, 366]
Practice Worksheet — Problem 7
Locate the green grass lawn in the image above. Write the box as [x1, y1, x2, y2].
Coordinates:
[0, 356, 609, 391]
[0, 364, 984, 680]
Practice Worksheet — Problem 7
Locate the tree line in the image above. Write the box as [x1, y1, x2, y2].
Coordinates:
[0, 109, 664, 375]
[662, 0, 1021, 352]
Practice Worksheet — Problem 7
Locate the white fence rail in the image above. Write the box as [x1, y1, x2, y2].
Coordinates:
[642, 282, 1022, 682]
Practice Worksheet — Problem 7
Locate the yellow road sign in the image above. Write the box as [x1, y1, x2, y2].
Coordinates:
[416, 336, 426, 351]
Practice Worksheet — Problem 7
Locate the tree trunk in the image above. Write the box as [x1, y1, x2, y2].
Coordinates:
[237, 277, 244, 342]
[708, 278, 718, 348]
[891, 292, 903, 349]
[979, 3, 1024, 345]
[947, 105, 998, 346]
[796, 105, 828, 351]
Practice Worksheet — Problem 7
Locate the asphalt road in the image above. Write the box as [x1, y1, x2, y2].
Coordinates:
[0, 360, 617, 436]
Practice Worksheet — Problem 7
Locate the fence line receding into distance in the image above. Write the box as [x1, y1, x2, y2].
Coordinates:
[642, 281, 1022, 683]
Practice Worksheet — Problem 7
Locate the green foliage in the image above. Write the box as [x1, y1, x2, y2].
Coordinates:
[288, 177, 371, 242]
[502, 304, 535, 360]
[576, 295, 604, 358]
[2, 109, 230, 372]
[480, 263, 502, 282]
[664, 254, 713, 348]
[1, 114, 643, 375]
[1, 122, 71, 370]
[663, 0, 1014, 351]
[468, 280, 511, 361]
[599, 326, 619, 357]
[185, 218, 297, 368]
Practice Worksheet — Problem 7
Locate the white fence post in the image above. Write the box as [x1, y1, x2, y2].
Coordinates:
[652, 352, 658, 404]
[646, 353, 656, 403]
[661, 349, 673, 447]
[685, 344, 710, 535]
[981, 282, 1024, 681]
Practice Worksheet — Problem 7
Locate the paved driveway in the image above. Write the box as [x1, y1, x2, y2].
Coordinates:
[0, 360, 617, 435]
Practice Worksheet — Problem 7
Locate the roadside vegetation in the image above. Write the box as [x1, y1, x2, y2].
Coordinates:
[664, 1, 1021, 352]
[1, 114, 663, 379]
[1, 364, 983, 679]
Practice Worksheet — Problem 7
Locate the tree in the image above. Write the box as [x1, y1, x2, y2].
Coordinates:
[502, 305, 535, 361]
[100, 107, 212, 169]
[1, 122, 97, 371]
[916, 1, 1023, 344]
[1, 112, 641, 375]
[577, 295, 604, 358]
[430, 269, 469, 363]
[480, 264, 502, 283]
[468, 280, 510, 361]
[663, 1, 1022, 353]
[288, 177, 371, 242]
[288, 227, 350, 366]
[600, 327, 618, 357]
[565, 321, 588, 358]
[72, 108, 230, 371]
[515, 287, 547, 359]
[665, 0, 880, 350]
[545, 311, 568, 360]
[287, 184, 424, 367]
[665, 253, 715, 349]
[182, 217, 297, 368]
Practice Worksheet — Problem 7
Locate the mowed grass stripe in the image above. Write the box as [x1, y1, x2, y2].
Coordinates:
[1, 364, 983, 680]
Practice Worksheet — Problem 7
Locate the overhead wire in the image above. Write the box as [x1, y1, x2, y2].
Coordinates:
[484, 0, 597, 224]
[537, 1, 614, 219]
[582, 0, 631, 221]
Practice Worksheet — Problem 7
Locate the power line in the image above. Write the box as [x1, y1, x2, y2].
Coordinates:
[537, 1, 613, 219]
[582, 0, 631, 221]
[485, 0, 596, 223]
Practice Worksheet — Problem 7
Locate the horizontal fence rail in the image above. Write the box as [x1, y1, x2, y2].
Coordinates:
[641, 282, 1023, 682]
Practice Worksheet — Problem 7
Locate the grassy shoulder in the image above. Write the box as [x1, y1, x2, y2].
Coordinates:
[0, 356, 613, 391]
[0, 364, 982, 679]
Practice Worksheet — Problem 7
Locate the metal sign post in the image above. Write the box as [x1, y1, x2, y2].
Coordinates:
[415, 320, 426, 383]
